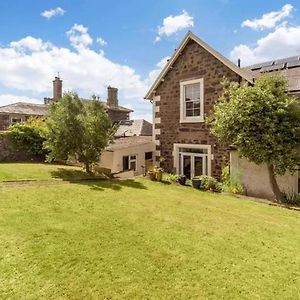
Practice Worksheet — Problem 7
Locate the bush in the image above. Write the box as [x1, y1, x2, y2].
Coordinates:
[164, 173, 180, 183]
[221, 165, 244, 194]
[281, 192, 300, 206]
[9, 117, 48, 158]
[199, 175, 220, 192]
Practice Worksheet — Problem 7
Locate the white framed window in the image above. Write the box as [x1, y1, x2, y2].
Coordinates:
[123, 155, 137, 171]
[173, 144, 212, 178]
[10, 117, 23, 125]
[180, 78, 204, 123]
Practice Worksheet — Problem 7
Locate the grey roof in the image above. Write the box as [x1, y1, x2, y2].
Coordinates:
[115, 119, 152, 137]
[107, 136, 153, 151]
[0, 102, 48, 115]
[244, 56, 300, 92]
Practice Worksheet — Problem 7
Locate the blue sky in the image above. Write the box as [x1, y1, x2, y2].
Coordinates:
[0, 0, 300, 120]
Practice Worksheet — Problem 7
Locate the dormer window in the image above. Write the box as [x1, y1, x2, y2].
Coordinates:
[180, 78, 204, 123]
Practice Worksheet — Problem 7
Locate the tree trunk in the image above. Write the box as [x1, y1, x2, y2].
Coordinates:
[85, 162, 91, 174]
[267, 164, 282, 202]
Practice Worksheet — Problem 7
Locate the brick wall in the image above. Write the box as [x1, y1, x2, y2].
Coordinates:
[154, 39, 241, 179]
[0, 115, 10, 131]
[0, 133, 41, 162]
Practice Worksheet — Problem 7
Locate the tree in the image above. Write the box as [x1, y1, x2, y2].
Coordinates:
[45, 93, 116, 173]
[210, 74, 300, 201]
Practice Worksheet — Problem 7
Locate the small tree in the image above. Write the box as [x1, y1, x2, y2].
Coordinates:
[45, 93, 116, 173]
[210, 74, 300, 201]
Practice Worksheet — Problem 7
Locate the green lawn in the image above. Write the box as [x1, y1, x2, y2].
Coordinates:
[0, 162, 97, 181]
[0, 165, 300, 299]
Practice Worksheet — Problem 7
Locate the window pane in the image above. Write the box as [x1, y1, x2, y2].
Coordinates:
[186, 109, 194, 117]
[186, 102, 193, 109]
[194, 109, 200, 116]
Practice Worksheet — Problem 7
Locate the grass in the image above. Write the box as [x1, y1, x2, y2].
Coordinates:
[0, 162, 99, 181]
[0, 164, 300, 299]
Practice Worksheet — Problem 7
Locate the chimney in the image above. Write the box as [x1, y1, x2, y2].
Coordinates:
[107, 86, 118, 107]
[53, 76, 62, 101]
[237, 58, 241, 68]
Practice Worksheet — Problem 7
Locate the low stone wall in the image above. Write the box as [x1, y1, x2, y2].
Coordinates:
[0, 133, 41, 162]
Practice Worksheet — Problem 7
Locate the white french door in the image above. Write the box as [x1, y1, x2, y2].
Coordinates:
[180, 152, 207, 179]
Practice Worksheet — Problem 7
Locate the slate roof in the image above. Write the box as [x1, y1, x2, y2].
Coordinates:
[0, 102, 48, 116]
[0, 99, 132, 116]
[244, 56, 300, 92]
[115, 119, 152, 137]
[106, 136, 153, 151]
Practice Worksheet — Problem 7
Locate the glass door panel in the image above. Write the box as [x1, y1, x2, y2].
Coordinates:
[194, 156, 204, 177]
[182, 155, 192, 179]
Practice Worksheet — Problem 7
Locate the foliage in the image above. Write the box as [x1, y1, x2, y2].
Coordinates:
[221, 165, 244, 194]
[199, 175, 221, 192]
[210, 74, 300, 200]
[281, 191, 300, 206]
[164, 173, 180, 183]
[9, 117, 48, 157]
[44, 93, 116, 173]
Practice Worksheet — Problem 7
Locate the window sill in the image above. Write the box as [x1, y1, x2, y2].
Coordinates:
[180, 117, 204, 124]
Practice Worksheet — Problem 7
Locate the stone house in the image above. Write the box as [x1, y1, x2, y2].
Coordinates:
[0, 77, 133, 130]
[145, 31, 300, 197]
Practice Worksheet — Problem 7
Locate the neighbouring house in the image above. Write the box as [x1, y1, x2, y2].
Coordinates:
[99, 135, 155, 176]
[0, 77, 133, 130]
[99, 119, 155, 176]
[145, 31, 300, 198]
[115, 119, 153, 137]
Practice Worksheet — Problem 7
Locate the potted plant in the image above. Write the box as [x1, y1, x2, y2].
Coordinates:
[148, 169, 156, 181]
[192, 176, 201, 189]
[178, 175, 186, 185]
[155, 167, 164, 182]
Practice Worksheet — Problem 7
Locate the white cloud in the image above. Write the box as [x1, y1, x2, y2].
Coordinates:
[0, 24, 155, 120]
[10, 36, 52, 52]
[230, 24, 300, 66]
[66, 24, 93, 50]
[0, 94, 41, 106]
[41, 7, 66, 19]
[155, 10, 194, 42]
[147, 56, 170, 84]
[96, 37, 107, 47]
[242, 4, 293, 31]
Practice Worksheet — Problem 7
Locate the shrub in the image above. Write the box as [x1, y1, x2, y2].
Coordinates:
[199, 175, 220, 192]
[164, 173, 180, 183]
[9, 117, 48, 158]
[221, 165, 244, 194]
[281, 192, 300, 206]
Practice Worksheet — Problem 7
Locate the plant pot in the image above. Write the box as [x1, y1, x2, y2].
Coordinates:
[148, 170, 156, 181]
[178, 175, 186, 185]
[192, 178, 201, 189]
[156, 170, 163, 182]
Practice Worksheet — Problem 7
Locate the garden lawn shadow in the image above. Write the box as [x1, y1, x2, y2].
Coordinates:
[77, 179, 148, 191]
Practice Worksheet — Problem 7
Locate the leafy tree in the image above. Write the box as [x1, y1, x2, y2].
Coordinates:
[45, 93, 116, 173]
[9, 117, 48, 158]
[210, 74, 300, 201]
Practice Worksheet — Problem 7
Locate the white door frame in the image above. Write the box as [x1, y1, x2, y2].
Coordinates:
[173, 143, 212, 176]
[180, 152, 207, 178]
